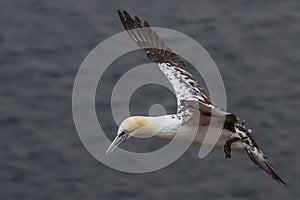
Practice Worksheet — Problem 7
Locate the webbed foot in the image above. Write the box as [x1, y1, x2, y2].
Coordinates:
[224, 137, 240, 159]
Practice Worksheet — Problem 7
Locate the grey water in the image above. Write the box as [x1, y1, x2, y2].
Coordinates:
[1, 0, 300, 199]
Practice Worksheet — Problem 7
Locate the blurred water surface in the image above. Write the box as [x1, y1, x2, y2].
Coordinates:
[1, 0, 300, 199]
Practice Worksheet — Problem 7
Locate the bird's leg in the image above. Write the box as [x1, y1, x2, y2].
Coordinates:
[224, 137, 240, 159]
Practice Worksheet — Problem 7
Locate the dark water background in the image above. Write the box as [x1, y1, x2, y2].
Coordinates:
[1, 0, 300, 199]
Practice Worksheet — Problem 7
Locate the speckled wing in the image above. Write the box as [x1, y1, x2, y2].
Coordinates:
[117, 10, 214, 112]
[235, 124, 287, 185]
[118, 10, 286, 185]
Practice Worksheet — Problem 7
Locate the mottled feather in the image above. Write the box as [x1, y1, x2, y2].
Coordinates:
[117, 10, 286, 185]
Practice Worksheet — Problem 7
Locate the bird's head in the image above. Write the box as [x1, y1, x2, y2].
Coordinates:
[106, 116, 152, 155]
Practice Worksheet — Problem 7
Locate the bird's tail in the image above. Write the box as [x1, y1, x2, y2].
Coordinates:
[245, 145, 286, 186]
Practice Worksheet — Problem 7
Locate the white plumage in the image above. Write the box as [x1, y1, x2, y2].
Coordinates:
[106, 10, 286, 186]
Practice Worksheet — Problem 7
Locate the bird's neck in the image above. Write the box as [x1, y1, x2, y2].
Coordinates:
[144, 113, 200, 143]
[137, 115, 182, 139]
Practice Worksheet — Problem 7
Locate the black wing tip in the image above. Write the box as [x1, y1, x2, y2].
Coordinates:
[144, 21, 150, 27]
[117, 9, 127, 15]
[117, 10, 125, 22]
[276, 175, 287, 186]
[263, 161, 287, 186]
[246, 148, 287, 186]
[272, 171, 287, 186]
[117, 9, 123, 17]
[117, 10, 132, 21]
[115, 10, 186, 69]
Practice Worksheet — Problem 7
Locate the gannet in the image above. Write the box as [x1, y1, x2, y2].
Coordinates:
[106, 10, 286, 185]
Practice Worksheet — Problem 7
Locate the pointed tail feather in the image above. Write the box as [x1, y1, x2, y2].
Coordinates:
[245, 146, 286, 186]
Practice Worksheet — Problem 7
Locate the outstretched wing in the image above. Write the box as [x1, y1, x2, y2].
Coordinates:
[118, 10, 286, 185]
[118, 10, 285, 184]
[235, 124, 286, 185]
[117, 10, 214, 112]
[245, 145, 286, 185]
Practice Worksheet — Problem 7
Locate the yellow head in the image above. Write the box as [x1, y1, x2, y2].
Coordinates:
[106, 116, 152, 155]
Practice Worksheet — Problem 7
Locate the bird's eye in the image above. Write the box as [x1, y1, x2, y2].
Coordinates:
[119, 130, 128, 137]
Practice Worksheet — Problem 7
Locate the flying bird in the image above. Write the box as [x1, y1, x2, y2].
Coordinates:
[106, 10, 286, 185]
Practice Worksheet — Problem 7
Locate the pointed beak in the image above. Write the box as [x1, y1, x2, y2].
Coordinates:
[106, 133, 128, 155]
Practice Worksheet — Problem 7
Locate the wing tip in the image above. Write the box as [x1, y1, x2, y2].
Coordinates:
[246, 147, 286, 186]
[117, 10, 125, 23]
[263, 160, 287, 186]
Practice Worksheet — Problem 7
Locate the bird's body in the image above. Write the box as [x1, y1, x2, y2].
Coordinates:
[106, 10, 286, 185]
[119, 113, 244, 151]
